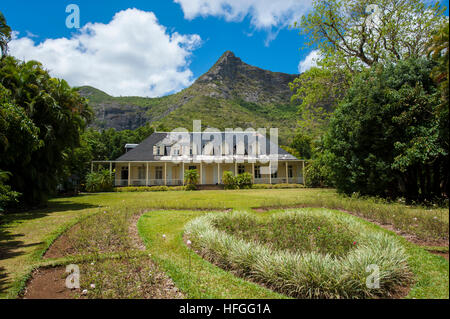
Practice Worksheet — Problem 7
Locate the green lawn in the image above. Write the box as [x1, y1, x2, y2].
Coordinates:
[0, 189, 448, 299]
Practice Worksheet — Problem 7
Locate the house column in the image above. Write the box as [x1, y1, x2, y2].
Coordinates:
[269, 161, 272, 184]
[128, 162, 131, 186]
[109, 162, 112, 178]
[182, 162, 185, 186]
[164, 162, 167, 186]
[252, 162, 255, 183]
[285, 162, 288, 184]
[146, 162, 149, 186]
[235, 161, 237, 175]
[200, 162, 203, 185]
[302, 161, 306, 185]
[217, 162, 220, 184]
[91, 162, 94, 173]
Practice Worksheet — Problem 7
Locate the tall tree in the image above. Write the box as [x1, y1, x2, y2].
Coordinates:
[0, 56, 92, 206]
[297, 0, 445, 72]
[324, 58, 447, 201]
[0, 11, 11, 58]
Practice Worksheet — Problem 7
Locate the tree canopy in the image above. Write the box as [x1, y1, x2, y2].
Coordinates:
[0, 56, 92, 206]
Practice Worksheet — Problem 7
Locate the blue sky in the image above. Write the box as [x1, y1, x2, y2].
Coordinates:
[1, 0, 448, 97]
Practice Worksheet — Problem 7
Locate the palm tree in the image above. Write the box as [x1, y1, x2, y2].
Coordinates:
[184, 169, 199, 190]
[0, 12, 12, 58]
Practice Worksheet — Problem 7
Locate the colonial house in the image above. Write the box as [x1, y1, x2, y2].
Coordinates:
[91, 131, 306, 187]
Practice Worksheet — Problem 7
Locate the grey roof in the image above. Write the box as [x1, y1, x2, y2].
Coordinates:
[115, 132, 299, 161]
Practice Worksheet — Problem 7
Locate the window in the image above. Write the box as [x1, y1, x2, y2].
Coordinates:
[155, 166, 163, 180]
[238, 165, 245, 174]
[271, 170, 278, 179]
[172, 147, 180, 156]
[188, 166, 196, 170]
[288, 165, 293, 178]
[121, 166, 128, 180]
[138, 167, 145, 180]
[254, 166, 261, 179]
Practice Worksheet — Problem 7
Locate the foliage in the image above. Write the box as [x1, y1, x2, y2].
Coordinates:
[222, 171, 238, 190]
[324, 58, 448, 201]
[114, 186, 185, 192]
[236, 172, 253, 189]
[252, 184, 305, 189]
[290, 67, 351, 138]
[223, 171, 253, 189]
[85, 170, 114, 193]
[0, 11, 11, 58]
[296, 0, 445, 72]
[186, 210, 411, 299]
[64, 125, 155, 192]
[290, 0, 446, 139]
[289, 131, 313, 159]
[0, 56, 91, 205]
[0, 170, 20, 212]
[184, 169, 199, 191]
[304, 159, 333, 188]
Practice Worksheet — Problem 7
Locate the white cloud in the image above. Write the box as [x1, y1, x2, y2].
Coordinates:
[9, 9, 202, 97]
[298, 50, 320, 73]
[174, 0, 312, 30]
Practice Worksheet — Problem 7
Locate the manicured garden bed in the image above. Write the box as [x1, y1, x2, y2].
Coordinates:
[185, 210, 411, 299]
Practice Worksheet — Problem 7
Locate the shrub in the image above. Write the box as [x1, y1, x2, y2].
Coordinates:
[184, 169, 199, 191]
[223, 171, 253, 189]
[304, 159, 333, 188]
[185, 210, 411, 299]
[222, 171, 237, 189]
[252, 184, 304, 189]
[236, 172, 253, 189]
[114, 186, 184, 192]
[85, 170, 114, 193]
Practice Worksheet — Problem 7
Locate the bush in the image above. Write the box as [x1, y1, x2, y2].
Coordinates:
[252, 184, 304, 189]
[85, 170, 114, 193]
[304, 159, 333, 188]
[222, 171, 238, 189]
[236, 172, 253, 189]
[114, 186, 185, 192]
[223, 171, 253, 190]
[184, 169, 199, 191]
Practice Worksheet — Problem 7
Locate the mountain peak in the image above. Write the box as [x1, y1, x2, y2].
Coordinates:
[194, 50, 297, 104]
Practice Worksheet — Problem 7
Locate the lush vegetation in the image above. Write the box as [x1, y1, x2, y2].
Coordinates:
[325, 58, 448, 200]
[0, 189, 447, 299]
[186, 210, 411, 298]
[184, 169, 199, 190]
[0, 56, 91, 207]
[85, 170, 114, 193]
[222, 171, 253, 189]
[289, 0, 448, 203]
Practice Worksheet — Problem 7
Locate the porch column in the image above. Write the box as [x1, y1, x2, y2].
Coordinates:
[164, 162, 167, 186]
[182, 162, 185, 186]
[200, 162, 203, 185]
[217, 163, 220, 184]
[128, 162, 131, 186]
[234, 161, 237, 175]
[252, 162, 255, 183]
[146, 162, 149, 186]
[269, 161, 272, 184]
[109, 162, 112, 178]
[285, 162, 288, 184]
[302, 161, 306, 185]
[91, 162, 94, 173]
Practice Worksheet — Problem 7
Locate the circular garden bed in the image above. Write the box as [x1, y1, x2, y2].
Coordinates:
[185, 209, 411, 299]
